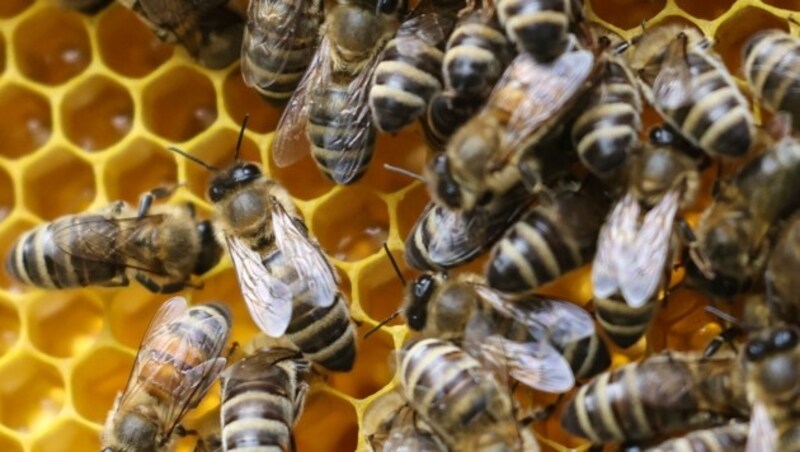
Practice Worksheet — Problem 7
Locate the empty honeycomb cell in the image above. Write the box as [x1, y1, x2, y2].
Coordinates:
[0, 298, 19, 357]
[103, 138, 178, 205]
[714, 6, 788, 76]
[21, 148, 95, 220]
[96, 3, 173, 78]
[61, 75, 134, 152]
[675, 0, 735, 20]
[764, 0, 800, 10]
[31, 418, 99, 452]
[327, 324, 394, 398]
[223, 65, 281, 134]
[0, 83, 52, 159]
[0, 216, 39, 291]
[589, 0, 666, 30]
[0, 353, 64, 433]
[295, 391, 358, 452]
[182, 128, 260, 201]
[0, 0, 32, 17]
[266, 144, 335, 201]
[142, 66, 217, 142]
[0, 166, 12, 222]
[395, 183, 428, 238]
[312, 187, 389, 262]
[356, 250, 413, 326]
[360, 123, 427, 194]
[71, 346, 132, 424]
[13, 7, 91, 85]
[108, 286, 170, 349]
[28, 292, 103, 358]
[191, 269, 260, 348]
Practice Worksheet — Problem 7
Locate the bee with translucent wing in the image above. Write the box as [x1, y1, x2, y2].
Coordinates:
[363, 390, 447, 451]
[102, 297, 231, 452]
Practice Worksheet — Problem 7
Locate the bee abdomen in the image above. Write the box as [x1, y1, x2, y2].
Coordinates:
[557, 332, 611, 381]
[745, 31, 800, 131]
[221, 389, 294, 450]
[285, 297, 356, 372]
[497, 0, 573, 61]
[486, 210, 582, 294]
[444, 17, 512, 98]
[370, 57, 443, 132]
[648, 423, 748, 452]
[243, 47, 313, 104]
[422, 92, 483, 151]
[595, 296, 658, 349]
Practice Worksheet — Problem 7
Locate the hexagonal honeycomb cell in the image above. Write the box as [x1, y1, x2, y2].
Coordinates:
[0, 0, 793, 450]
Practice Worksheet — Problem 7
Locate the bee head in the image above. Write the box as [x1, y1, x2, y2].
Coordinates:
[746, 327, 800, 401]
[376, 0, 406, 15]
[403, 274, 439, 331]
[208, 162, 263, 203]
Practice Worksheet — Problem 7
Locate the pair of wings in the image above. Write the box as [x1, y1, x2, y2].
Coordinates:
[592, 189, 680, 308]
[137, 0, 227, 56]
[51, 214, 171, 276]
[117, 297, 228, 442]
[226, 198, 338, 337]
[467, 285, 596, 393]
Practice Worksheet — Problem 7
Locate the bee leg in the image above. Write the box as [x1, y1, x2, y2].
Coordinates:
[225, 341, 240, 359]
[175, 425, 198, 437]
[702, 326, 740, 359]
[136, 185, 183, 218]
[185, 202, 197, 218]
[135, 273, 187, 294]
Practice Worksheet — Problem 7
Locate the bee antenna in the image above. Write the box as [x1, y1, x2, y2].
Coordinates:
[363, 311, 401, 339]
[383, 243, 406, 286]
[705, 305, 741, 326]
[168, 146, 220, 172]
[384, 163, 425, 182]
[235, 114, 250, 162]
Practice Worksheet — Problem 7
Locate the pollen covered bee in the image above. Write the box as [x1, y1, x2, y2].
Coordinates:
[120, 0, 244, 69]
[363, 390, 446, 451]
[5, 188, 222, 294]
[628, 24, 755, 158]
[426, 49, 596, 212]
[744, 29, 800, 133]
[218, 347, 310, 451]
[241, 0, 324, 105]
[272, 0, 407, 184]
[102, 297, 231, 452]
[170, 128, 357, 372]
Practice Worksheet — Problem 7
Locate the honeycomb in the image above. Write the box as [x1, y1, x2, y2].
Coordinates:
[0, 0, 795, 450]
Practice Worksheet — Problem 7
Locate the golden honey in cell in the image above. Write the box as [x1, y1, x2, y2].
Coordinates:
[744, 29, 800, 134]
[427, 49, 596, 212]
[172, 145, 357, 372]
[496, 0, 581, 62]
[272, 0, 406, 184]
[628, 24, 755, 158]
[241, 0, 324, 105]
[5, 191, 222, 294]
[120, 0, 244, 69]
[561, 350, 749, 445]
[398, 338, 539, 451]
[742, 326, 800, 450]
[219, 347, 310, 451]
[686, 133, 800, 298]
[369, 0, 460, 134]
[362, 390, 446, 451]
[102, 297, 231, 452]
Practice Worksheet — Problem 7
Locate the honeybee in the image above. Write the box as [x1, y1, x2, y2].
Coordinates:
[5, 188, 222, 293]
[744, 29, 800, 133]
[572, 25, 643, 178]
[742, 326, 800, 451]
[686, 133, 800, 298]
[402, 271, 610, 383]
[628, 24, 755, 158]
[170, 135, 357, 372]
[271, 0, 407, 185]
[561, 350, 750, 444]
[496, 0, 581, 62]
[421, 1, 514, 150]
[405, 183, 531, 271]
[765, 214, 800, 322]
[485, 180, 611, 295]
[426, 50, 596, 212]
[241, 0, 324, 105]
[369, 0, 461, 133]
[219, 347, 310, 451]
[397, 338, 540, 450]
[634, 421, 749, 452]
[363, 390, 446, 451]
[60, 0, 112, 13]
[102, 297, 231, 451]
[120, 0, 244, 69]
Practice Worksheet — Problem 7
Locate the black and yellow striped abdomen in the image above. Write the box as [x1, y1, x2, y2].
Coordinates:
[744, 30, 800, 133]
[594, 295, 658, 349]
[496, 0, 577, 62]
[647, 422, 748, 452]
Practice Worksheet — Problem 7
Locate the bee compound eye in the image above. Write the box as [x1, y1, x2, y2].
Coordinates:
[209, 184, 225, 202]
[746, 339, 770, 362]
[772, 328, 798, 351]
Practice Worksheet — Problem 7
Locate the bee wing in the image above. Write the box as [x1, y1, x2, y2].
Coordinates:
[478, 336, 575, 393]
[226, 235, 293, 337]
[474, 285, 595, 345]
[425, 205, 487, 267]
[165, 356, 227, 436]
[652, 35, 693, 110]
[592, 193, 640, 300]
[394, 11, 453, 49]
[271, 36, 331, 168]
[271, 198, 338, 308]
[618, 189, 679, 307]
[498, 50, 595, 161]
[746, 402, 778, 452]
